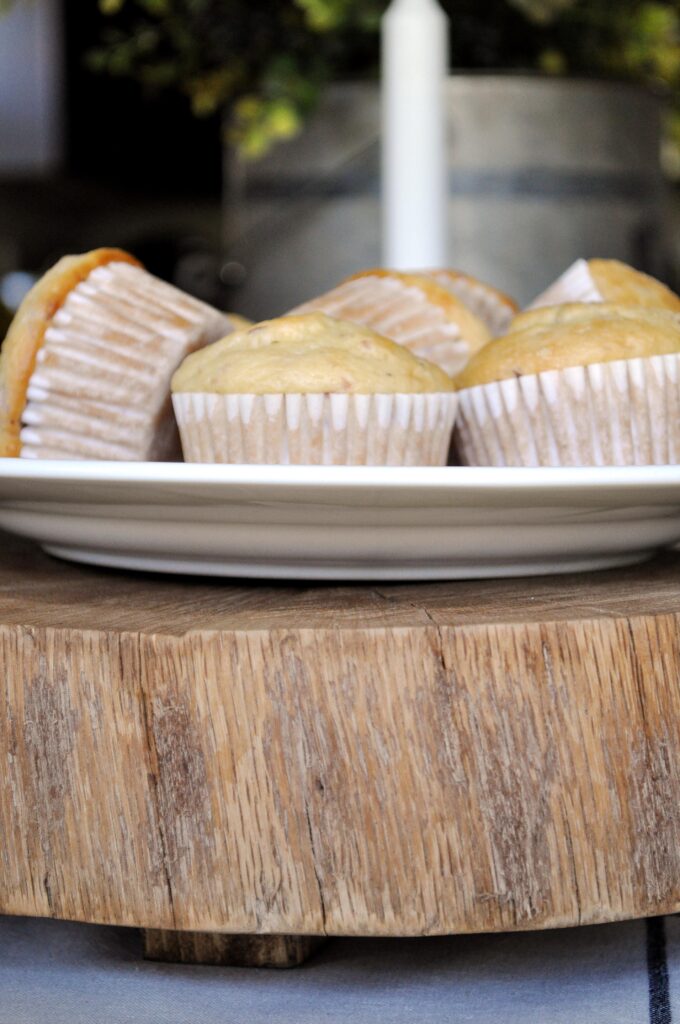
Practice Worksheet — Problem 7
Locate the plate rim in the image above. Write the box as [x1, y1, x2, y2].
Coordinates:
[2, 458, 680, 494]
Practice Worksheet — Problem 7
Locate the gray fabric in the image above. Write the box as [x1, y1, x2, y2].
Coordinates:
[0, 914, 666, 1023]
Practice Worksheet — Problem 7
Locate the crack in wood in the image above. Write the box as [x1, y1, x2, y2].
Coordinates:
[626, 617, 650, 734]
[42, 872, 54, 915]
[126, 636, 177, 928]
[284, 636, 328, 935]
[562, 813, 583, 927]
[304, 800, 327, 934]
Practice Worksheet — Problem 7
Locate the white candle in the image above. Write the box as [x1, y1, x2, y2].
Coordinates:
[381, 0, 449, 269]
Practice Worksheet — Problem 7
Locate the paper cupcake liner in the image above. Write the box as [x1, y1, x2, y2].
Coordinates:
[527, 259, 602, 310]
[173, 391, 459, 466]
[425, 271, 516, 336]
[20, 262, 233, 460]
[290, 277, 471, 377]
[454, 353, 680, 467]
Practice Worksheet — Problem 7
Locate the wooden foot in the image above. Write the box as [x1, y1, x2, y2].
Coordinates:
[143, 929, 325, 968]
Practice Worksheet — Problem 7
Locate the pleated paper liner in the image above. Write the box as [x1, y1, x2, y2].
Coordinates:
[290, 275, 485, 377]
[424, 270, 518, 336]
[21, 390, 178, 461]
[527, 259, 603, 311]
[454, 353, 680, 467]
[20, 261, 234, 460]
[173, 391, 459, 466]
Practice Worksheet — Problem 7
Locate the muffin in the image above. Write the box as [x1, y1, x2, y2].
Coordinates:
[0, 248, 237, 460]
[420, 269, 518, 335]
[453, 303, 680, 466]
[171, 312, 458, 465]
[287, 269, 490, 377]
[528, 258, 680, 314]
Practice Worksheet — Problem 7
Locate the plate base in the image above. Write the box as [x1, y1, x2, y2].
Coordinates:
[43, 543, 653, 581]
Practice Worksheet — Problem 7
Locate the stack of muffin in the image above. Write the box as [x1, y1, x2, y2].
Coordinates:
[2, 249, 679, 467]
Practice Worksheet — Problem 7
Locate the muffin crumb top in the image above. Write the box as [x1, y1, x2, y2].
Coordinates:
[455, 303, 680, 388]
[588, 259, 680, 312]
[172, 313, 455, 394]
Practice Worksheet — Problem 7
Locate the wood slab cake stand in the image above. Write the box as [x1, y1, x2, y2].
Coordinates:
[1, 530, 680, 967]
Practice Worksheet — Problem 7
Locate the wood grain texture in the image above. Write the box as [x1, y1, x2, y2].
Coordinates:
[1, 530, 680, 935]
[143, 930, 324, 967]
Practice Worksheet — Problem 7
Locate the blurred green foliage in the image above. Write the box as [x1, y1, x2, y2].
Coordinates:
[86, 0, 384, 158]
[6, 0, 680, 160]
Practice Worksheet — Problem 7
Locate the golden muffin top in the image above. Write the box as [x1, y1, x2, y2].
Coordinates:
[454, 303, 680, 389]
[172, 313, 455, 394]
[585, 259, 680, 312]
[531, 258, 680, 314]
[0, 247, 140, 457]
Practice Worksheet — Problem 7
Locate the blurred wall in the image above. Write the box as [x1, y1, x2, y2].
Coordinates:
[224, 77, 666, 317]
[0, 0, 63, 174]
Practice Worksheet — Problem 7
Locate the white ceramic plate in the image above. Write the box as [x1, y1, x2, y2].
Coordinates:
[1, 459, 680, 580]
